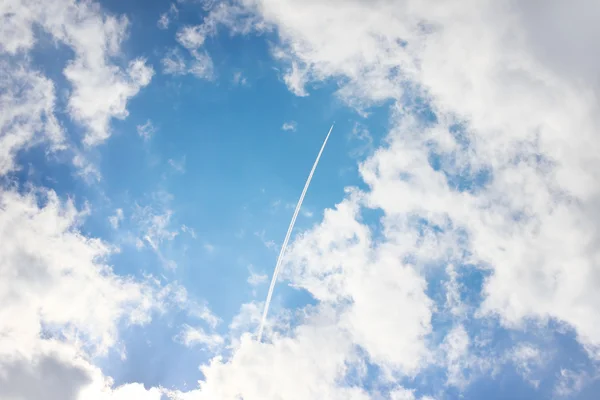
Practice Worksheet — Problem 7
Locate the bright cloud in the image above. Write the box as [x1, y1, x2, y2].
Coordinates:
[0, 187, 183, 399]
[4, 0, 600, 399]
[0, 62, 64, 175]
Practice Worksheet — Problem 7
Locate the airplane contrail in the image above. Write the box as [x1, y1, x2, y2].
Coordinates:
[256, 123, 334, 342]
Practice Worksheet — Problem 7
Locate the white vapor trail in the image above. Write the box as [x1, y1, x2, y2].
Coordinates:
[256, 123, 334, 341]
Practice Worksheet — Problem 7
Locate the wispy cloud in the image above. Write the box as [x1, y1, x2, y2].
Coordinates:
[187, 302, 221, 329]
[554, 369, 589, 397]
[157, 3, 178, 30]
[162, 48, 188, 75]
[136, 120, 156, 141]
[232, 71, 247, 86]
[175, 324, 224, 351]
[282, 121, 297, 132]
[168, 156, 186, 173]
[108, 208, 124, 229]
[508, 344, 544, 388]
[247, 265, 268, 286]
[181, 224, 197, 239]
[131, 195, 181, 269]
[162, 47, 214, 80]
[254, 229, 276, 251]
[348, 122, 373, 157]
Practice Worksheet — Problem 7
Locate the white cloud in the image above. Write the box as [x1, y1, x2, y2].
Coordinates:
[47, 1, 153, 146]
[188, 303, 221, 330]
[157, 4, 178, 30]
[67, 56, 153, 146]
[0, 187, 181, 399]
[282, 121, 297, 132]
[229, 0, 600, 361]
[131, 196, 181, 269]
[167, 3, 263, 82]
[168, 156, 186, 173]
[0, 0, 36, 54]
[72, 153, 102, 182]
[175, 325, 224, 351]
[0, 61, 65, 176]
[254, 230, 277, 251]
[177, 25, 208, 50]
[108, 208, 124, 229]
[247, 265, 268, 286]
[0, 341, 165, 400]
[554, 368, 589, 397]
[441, 325, 471, 388]
[6, 0, 600, 398]
[349, 122, 373, 158]
[507, 343, 544, 388]
[153, 0, 600, 397]
[232, 71, 247, 86]
[161, 47, 214, 80]
[188, 50, 215, 79]
[444, 264, 467, 320]
[284, 193, 436, 376]
[136, 120, 156, 141]
[389, 388, 417, 400]
[0, 189, 156, 356]
[162, 48, 188, 75]
[168, 313, 372, 400]
[281, 61, 309, 97]
[157, 13, 170, 30]
[1, 0, 153, 175]
[181, 224, 197, 239]
[133, 203, 179, 252]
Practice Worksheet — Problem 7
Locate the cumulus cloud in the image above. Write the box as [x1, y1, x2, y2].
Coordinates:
[6, 0, 600, 398]
[0, 0, 153, 178]
[0, 62, 64, 175]
[152, 0, 600, 398]
[0, 341, 165, 400]
[0, 187, 183, 399]
[231, 0, 600, 357]
[168, 313, 372, 400]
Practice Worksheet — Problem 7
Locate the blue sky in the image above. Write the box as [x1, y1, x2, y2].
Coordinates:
[2, 0, 600, 399]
